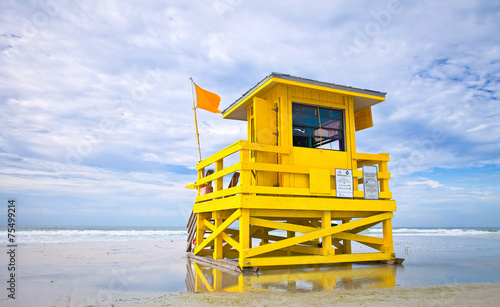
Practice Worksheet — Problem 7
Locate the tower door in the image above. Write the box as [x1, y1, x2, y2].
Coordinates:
[251, 97, 278, 187]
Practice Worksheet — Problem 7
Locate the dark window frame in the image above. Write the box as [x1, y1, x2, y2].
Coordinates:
[292, 102, 345, 151]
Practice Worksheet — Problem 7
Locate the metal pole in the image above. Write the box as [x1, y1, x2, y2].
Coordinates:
[190, 77, 202, 162]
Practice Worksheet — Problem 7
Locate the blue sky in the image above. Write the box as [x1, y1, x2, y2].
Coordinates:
[0, 0, 499, 227]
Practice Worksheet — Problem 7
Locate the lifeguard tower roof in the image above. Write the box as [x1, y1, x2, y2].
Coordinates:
[223, 72, 386, 121]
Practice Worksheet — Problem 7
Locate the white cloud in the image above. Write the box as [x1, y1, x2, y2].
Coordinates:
[405, 178, 443, 189]
[467, 124, 488, 133]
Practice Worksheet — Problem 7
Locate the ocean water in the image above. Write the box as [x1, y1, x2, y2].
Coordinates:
[1, 225, 499, 245]
[0, 226, 188, 245]
[366, 227, 500, 237]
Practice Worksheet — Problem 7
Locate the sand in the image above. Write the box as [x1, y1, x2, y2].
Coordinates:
[1, 240, 499, 306]
[143, 282, 500, 306]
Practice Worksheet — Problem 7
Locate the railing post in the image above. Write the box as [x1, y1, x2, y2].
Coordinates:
[215, 159, 223, 192]
[198, 167, 205, 196]
[240, 149, 251, 188]
[379, 160, 390, 194]
[287, 219, 295, 256]
[352, 158, 359, 193]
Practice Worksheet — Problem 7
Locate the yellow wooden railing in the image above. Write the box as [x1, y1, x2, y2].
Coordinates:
[194, 140, 392, 202]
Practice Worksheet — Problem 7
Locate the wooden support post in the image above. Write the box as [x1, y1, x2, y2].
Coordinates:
[287, 219, 295, 256]
[262, 228, 269, 245]
[213, 211, 223, 260]
[383, 217, 394, 255]
[342, 219, 352, 255]
[239, 208, 250, 268]
[195, 213, 208, 253]
[322, 211, 333, 255]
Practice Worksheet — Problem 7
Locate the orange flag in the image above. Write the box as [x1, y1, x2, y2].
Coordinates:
[194, 83, 221, 113]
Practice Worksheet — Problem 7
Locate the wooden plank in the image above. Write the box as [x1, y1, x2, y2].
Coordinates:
[353, 152, 390, 162]
[221, 232, 241, 252]
[243, 212, 393, 258]
[245, 252, 394, 267]
[186, 211, 196, 228]
[203, 219, 215, 231]
[186, 215, 197, 252]
[241, 161, 310, 174]
[194, 209, 242, 254]
[242, 185, 336, 197]
[333, 232, 384, 245]
[249, 217, 317, 234]
[241, 195, 396, 212]
[332, 238, 343, 250]
[196, 141, 242, 170]
[359, 242, 384, 252]
[187, 253, 242, 273]
[194, 195, 242, 213]
[195, 186, 241, 202]
[284, 245, 322, 255]
[350, 221, 381, 234]
[196, 163, 241, 186]
[251, 209, 323, 218]
[194, 195, 396, 213]
[251, 233, 319, 247]
[241, 185, 392, 199]
[241, 140, 291, 154]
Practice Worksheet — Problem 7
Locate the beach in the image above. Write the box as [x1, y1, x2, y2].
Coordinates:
[1, 229, 500, 306]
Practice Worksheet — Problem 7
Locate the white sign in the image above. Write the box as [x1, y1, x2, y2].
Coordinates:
[335, 169, 353, 198]
[362, 165, 379, 200]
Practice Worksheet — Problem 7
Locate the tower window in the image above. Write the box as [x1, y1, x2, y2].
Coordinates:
[292, 103, 345, 151]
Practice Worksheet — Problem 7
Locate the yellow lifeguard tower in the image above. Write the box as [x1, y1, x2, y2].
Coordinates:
[186, 73, 397, 269]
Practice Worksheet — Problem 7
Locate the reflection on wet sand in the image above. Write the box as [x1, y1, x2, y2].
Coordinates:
[186, 259, 397, 293]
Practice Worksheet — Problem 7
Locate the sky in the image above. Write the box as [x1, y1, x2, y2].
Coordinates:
[0, 0, 499, 227]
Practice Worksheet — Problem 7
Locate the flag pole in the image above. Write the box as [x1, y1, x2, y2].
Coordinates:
[189, 77, 202, 162]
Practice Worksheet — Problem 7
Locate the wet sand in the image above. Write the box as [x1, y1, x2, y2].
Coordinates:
[1, 239, 499, 306]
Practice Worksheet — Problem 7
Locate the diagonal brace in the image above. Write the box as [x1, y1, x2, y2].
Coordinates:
[195, 209, 241, 254]
[244, 212, 393, 258]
